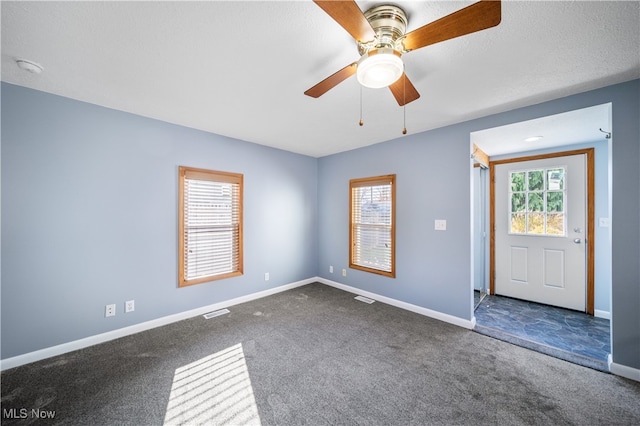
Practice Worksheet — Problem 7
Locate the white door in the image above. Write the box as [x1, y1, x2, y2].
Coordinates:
[494, 154, 586, 311]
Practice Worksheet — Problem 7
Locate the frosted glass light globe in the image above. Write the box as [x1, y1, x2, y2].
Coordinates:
[356, 48, 403, 89]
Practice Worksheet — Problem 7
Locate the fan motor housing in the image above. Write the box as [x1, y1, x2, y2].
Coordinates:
[358, 5, 408, 55]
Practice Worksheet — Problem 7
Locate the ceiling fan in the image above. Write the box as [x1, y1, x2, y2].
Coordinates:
[304, 0, 502, 106]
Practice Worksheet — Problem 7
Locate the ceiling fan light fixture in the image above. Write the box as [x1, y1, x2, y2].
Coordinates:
[356, 48, 403, 89]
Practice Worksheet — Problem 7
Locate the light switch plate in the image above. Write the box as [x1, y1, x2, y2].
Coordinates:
[435, 219, 447, 231]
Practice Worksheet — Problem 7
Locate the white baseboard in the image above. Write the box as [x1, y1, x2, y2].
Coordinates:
[608, 354, 640, 382]
[0, 278, 314, 371]
[317, 277, 475, 329]
[594, 309, 611, 320]
[4, 277, 636, 384]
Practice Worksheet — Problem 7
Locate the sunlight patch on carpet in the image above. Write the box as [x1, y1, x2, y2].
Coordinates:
[164, 343, 261, 425]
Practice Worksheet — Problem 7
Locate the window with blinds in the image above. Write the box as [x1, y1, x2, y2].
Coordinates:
[349, 174, 395, 278]
[178, 166, 243, 287]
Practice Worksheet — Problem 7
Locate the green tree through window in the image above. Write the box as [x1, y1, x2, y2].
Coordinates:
[509, 167, 565, 236]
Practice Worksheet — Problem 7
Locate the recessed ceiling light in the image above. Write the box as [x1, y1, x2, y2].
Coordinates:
[524, 136, 543, 142]
[15, 58, 43, 74]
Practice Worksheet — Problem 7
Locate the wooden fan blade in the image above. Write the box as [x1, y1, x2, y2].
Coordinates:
[304, 62, 357, 98]
[313, 0, 375, 42]
[403, 0, 501, 52]
[388, 73, 420, 106]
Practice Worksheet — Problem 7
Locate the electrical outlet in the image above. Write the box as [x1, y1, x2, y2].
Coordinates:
[264, 272, 270, 281]
[435, 219, 447, 231]
[125, 300, 135, 313]
[329, 265, 333, 273]
[342, 269, 347, 277]
[105, 304, 116, 317]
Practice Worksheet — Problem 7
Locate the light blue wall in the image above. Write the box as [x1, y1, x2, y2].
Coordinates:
[2, 79, 638, 371]
[1, 83, 318, 359]
[318, 126, 474, 319]
[491, 139, 611, 315]
[318, 79, 639, 370]
[608, 80, 640, 370]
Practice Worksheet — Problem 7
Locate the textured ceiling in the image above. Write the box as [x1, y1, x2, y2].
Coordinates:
[2, 1, 639, 157]
[471, 103, 611, 157]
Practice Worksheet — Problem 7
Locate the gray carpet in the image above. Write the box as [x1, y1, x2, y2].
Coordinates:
[2, 283, 639, 425]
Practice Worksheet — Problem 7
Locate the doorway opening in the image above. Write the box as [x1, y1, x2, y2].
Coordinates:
[470, 103, 612, 370]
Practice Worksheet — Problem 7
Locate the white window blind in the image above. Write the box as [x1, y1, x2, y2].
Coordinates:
[350, 175, 395, 277]
[179, 167, 243, 287]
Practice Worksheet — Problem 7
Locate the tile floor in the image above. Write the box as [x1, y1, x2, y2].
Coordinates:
[473, 293, 610, 372]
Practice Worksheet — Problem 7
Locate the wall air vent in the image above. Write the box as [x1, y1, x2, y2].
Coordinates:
[203, 308, 230, 319]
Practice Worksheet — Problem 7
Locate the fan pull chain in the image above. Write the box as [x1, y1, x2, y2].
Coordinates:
[402, 67, 407, 135]
[359, 84, 364, 126]
[402, 104, 407, 134]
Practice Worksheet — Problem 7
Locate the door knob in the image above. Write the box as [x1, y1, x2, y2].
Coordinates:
[573, 238, 582, 244]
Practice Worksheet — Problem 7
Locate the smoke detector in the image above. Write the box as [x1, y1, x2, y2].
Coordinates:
[15, 59, 43, 74]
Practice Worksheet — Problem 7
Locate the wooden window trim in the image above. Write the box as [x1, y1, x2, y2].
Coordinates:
[178, 166, 243, 287]
[349, 174, 396, 278]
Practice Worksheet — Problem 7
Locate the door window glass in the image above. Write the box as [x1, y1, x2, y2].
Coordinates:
[509, 167, 566, 236]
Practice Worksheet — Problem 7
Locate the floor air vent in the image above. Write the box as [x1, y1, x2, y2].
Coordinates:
[203, 308, 230, 319]
[354, 295, 375, 304]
